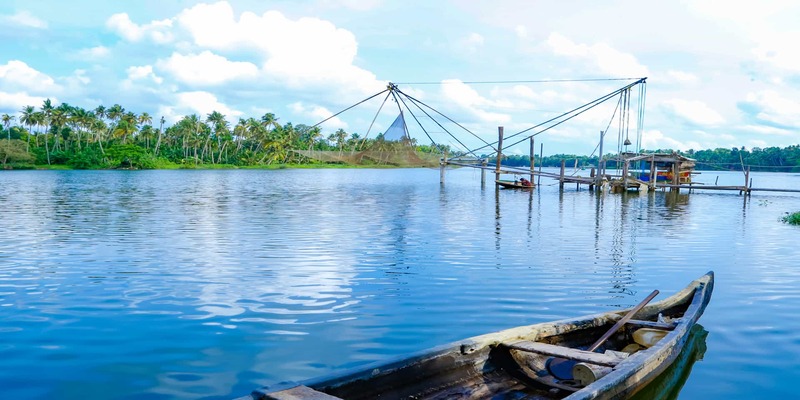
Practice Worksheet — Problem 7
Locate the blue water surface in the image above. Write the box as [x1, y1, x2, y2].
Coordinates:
[0, 168, 798, 399]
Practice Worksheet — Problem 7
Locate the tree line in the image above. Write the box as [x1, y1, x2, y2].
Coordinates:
[0, 99, 442, 169]
[493, 145, 800, 173]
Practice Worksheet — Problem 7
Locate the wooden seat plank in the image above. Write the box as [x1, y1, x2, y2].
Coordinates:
[504, 341, 622, 367]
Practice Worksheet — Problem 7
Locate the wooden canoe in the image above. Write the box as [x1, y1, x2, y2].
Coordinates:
[249, 272, 714, 400]
[496, 179, 535, 189]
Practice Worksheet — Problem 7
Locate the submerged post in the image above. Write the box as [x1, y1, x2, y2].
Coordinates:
[440, 149, 448, 185]
[495, 126, 504, 186]
[559, 160, 566, 190]
[649, 156, 656, 190]
[589, 168, 596, 190]
[671, 161, 679, 193]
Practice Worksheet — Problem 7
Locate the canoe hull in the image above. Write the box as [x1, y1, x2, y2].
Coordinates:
[252, 272, 714, 400]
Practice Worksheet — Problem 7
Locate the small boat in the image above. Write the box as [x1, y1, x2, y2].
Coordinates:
[249, 272, 713, 400]
[496, 179, 535, 189]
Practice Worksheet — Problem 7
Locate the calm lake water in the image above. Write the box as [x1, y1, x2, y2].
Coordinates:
[1, 168, 799, 399]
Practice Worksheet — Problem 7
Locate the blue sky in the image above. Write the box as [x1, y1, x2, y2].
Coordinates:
[1, 0, 798, 156]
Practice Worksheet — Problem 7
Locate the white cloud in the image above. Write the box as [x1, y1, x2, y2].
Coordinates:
[441, 79, 511, 124]
[175, 3, 384, 96]
[106, 13, 174, 44]
[641, 129, 702, 151]
[515, 25, 528, 38]
[546, 33, 649, 77]
[0, 91, 49, 112]
[744, 90, 800, 128]
[125, 65, 163, 84]
[6, 11, 47, 29]
[158, 51, 258, 86]
[159, 91, 242, 123]
[290, 102, 347, 130]
[0, 60, 61, 95]
[742, 124, 795, 137]
[661, 99, 725, 126]
[78, 46, 110, 59]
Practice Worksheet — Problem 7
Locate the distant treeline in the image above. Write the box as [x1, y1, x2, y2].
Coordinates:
[1, 99, 798, 172]
[0, 100, 445, 169]
[490, 146, 800, 173]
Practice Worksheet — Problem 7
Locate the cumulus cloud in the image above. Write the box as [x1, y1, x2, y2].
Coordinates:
[641, 129, 702, 151]
[5, 11, 47, 29]
[0, 60, 61, 95]
[0, 92, 49, 112]
[106, 13, 174, 43]
[126, 65, 163, 84]
[175, 2, 384, 95]
[158, 51, 258, 86]
[159, 91, 242, 123]
[546, 33, 649, 77]
[289, 102, 347, 129]
[515, 25, 528, 38]
[661, 99, 725, 126]
[742, 90, 800, 128]
[441, 79, 511, 124]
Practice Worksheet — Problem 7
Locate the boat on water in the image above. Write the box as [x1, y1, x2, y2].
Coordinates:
[496, 179, 535, 189]
[249, 272, 713, 400]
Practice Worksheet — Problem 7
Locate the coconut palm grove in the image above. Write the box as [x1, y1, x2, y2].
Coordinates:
[1, 99, 800, 171]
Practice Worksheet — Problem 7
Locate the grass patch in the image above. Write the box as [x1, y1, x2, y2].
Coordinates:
[782, 211, 800, 225]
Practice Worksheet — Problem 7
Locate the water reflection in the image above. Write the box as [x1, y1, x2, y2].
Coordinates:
[630, 324, 709, 400]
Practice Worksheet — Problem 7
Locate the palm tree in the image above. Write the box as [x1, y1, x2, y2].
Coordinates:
[138, 112, 153, 148]
[2, 114, 15, 140]
[40, 99, 53, 164]
[154, 116, 165, 156]
[19, 105, 35, 152]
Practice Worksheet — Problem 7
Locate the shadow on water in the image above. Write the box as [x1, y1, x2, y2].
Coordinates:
[630, 324, 709, 400]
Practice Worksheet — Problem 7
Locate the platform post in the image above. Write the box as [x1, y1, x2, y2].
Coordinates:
[481, 159, 487, 187]
[529, 137, 535, 183]
[559, 160, 566, 190]
[440, 149, 447, 185]
[495, 127, 503, 186]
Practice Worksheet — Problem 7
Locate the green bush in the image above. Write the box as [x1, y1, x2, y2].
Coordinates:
[68, 147, 107, 169]
[783, 211, 800, 225]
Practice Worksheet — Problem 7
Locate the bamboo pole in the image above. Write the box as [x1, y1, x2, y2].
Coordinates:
[559, 159, 566, 190]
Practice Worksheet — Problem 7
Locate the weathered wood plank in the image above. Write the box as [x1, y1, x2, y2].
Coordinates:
[504, 341, 622, 367]
[626, 319, 677, 330]
[263, 385, 342, 400]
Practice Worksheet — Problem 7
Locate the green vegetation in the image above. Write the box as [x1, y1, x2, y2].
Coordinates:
[495, 146, 800, 173]
[783, 212, 800, 225]
[0, 101, 445, 170]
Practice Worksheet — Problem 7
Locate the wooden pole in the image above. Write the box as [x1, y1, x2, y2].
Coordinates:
[649, 155, 656, 190]
[495, 126, 503, 186]
[559, 159, 566, 190]
[440, 149, 448, 185]
[671, 161, 679, 193]
[481, 158, 487, 187]
[530, 137, 535, 183]
[744, 166, 750, 196]
[538, 143, 543, 186]
[622, 159, 629, 189]
[589, 168, 595, 190]
[597, 130, 605, 186]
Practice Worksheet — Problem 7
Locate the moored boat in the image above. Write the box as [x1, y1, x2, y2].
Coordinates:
[248, 272, 714, 400]
[496, 179, 535, 189]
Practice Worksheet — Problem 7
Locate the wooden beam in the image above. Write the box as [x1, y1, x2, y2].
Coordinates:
[504, 341, 622, 367]
[625, 319, 677, 331]
[263, 386, 342, 400]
